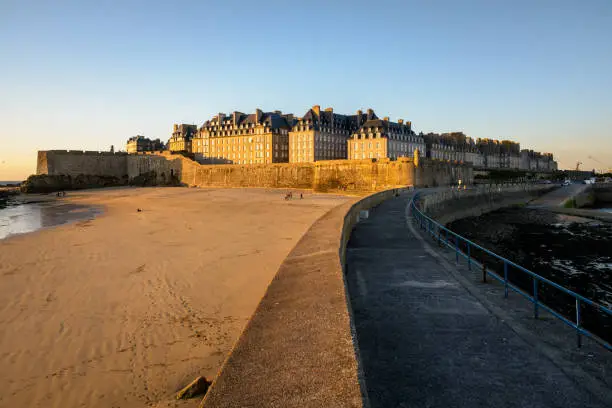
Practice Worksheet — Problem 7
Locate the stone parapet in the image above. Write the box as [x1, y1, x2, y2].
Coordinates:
[202, 187, 407, 408]
[418, 184, 555, 225]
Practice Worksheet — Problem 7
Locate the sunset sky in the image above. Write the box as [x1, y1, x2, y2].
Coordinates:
[1, 0, 611, 180]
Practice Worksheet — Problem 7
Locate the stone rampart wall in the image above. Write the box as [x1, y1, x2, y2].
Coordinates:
[416, 160, 473, 188]
[126, 154, 182, 185]
[179, 158, 315, 189]
[37, 150, 128, 178]
[35, 150, 474, 193]
[173, 156, 471, 192]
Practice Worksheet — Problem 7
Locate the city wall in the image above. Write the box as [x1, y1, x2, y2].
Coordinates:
[32, 150, 473, 193]
[143, 154, 473, 192]
[37, 150, 129, 178]
[419, 184, 555, 225]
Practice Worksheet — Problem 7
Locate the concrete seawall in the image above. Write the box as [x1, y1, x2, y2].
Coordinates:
[562, 184, 612, 209]
[420, 184, 555, 225]
[201, 188, 405, 407]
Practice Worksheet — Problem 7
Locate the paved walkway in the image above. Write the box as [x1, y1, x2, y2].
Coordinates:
[346, 194, 606, 408]
[529, 184, 587, 207]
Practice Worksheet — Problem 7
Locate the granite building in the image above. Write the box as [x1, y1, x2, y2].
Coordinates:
[348, 110, 425, 160]
[191, 109, 293, 164]
[163, 105, 557, 173]
[126, 136, 164, 154]
[520, 150, 557, 172]
[423, 132, 485, 167]
[168, 124, 197, 153]
[289, 105, 364, 163]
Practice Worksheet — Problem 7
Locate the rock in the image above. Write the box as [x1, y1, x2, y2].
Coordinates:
[20, 174, 127, 193]
[176, 376, 211, 400]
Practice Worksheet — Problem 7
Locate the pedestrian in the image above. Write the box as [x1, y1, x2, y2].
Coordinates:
[300, 193, 303, 199]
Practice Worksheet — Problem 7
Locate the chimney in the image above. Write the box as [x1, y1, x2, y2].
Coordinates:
[325, 107, 333, 127]
[274, 110, 282, 114]
[312, 105, 321, 116]
[356, 110, 363, 127]
[367, 108, 374, 120]
[218, 113, 226, 124]
[383, 116, 389, 122]
[232, 111, 239, 125]
[255, 108, 262, 123]
[398, 119, 404, 125]
[173, 124, 178, 132]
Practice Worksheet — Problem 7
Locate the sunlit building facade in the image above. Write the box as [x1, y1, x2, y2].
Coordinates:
[191, 110, 292, 164]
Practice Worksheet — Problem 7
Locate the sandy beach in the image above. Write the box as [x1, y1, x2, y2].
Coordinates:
[0, 187, 350, 408]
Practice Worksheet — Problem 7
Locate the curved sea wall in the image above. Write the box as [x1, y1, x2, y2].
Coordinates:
[201, 187, 406, 408]
[419, 184, 555, 225]
[562, 184, 612, 209]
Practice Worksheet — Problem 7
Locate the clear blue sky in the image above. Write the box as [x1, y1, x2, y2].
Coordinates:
[1, 0, 611, 179]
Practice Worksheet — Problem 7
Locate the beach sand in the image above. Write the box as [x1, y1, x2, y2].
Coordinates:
[0, 187, 350, 408]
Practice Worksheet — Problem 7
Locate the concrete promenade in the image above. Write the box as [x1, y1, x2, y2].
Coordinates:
[346, 194, 607, 408]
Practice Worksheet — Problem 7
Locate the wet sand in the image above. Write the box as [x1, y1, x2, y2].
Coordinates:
[0, 187, 350, 408]
[0, 197, 102, 239]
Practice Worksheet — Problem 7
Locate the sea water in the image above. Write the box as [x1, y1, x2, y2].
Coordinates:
[0, 199, 102, 240]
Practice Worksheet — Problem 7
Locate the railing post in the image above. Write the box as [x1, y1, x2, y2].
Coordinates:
[455, 236, 459, 264]
[467, 243, 471, 271]
[576, 299, 582, 348]
[503, 261, 508, 298]
[482, 263, 487, 283]
[437, 227, 441, 247]
[533, 279, 539, 319]
[445, 229, 448, 247]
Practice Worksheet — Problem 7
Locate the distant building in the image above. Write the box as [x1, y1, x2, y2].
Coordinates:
[164, 105, 557, 171]
[520, 150, 557, 172]
[126, 136, 165, 153]
[168, 124, 197, 153]
[191, 109, 293, 164]
[289, 105, 363, 163]
[348, 110, 424, 160]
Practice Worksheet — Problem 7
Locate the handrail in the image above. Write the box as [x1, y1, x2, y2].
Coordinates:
[410, 192, 612, 352]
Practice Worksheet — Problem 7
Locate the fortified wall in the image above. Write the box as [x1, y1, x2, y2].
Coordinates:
[37, 150, 129, 178]
[31, 150, 473, 193]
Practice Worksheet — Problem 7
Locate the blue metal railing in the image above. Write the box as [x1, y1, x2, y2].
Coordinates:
[410, 192, 612, 351]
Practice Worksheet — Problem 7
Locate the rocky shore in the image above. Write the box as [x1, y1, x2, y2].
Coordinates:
[0, 187, 20, 208]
